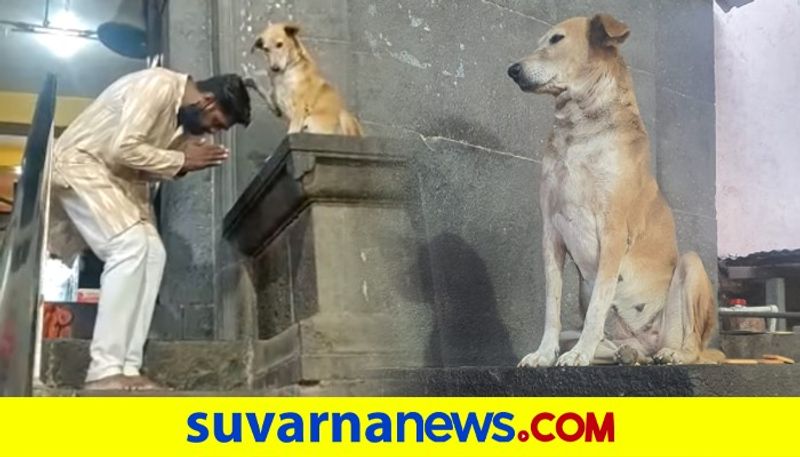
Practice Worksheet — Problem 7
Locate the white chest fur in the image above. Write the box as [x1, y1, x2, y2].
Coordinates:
[545, 129, 619, 281]
[269, 72, 301, 119]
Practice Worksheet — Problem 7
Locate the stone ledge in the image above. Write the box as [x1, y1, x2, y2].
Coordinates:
[34, 380, 398, 397]
[223, 133, 413, 256]
[37, 365, 800, 397]
[369, 365, 800, 396]
[39, 339, 248, 391]
[37, 339, 800, 396]
[720, 332, 800, 361]
[34, 388, 268, 397]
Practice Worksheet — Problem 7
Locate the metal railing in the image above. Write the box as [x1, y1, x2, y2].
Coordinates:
[719, 310, 800, 320]
[0, 74, 57, 396]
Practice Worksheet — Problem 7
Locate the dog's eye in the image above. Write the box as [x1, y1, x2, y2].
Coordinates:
[549, 34, 564, 45]
[276, 42, 284, 49]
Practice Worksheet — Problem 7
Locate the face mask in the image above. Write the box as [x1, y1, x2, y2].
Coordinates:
[177, 101, 210, 135]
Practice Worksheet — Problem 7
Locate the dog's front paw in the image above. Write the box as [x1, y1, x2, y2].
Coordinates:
[653, 348, 678, 365]
[556, 349, 592, 366]
[614, 344, 640, 366]
[518, 347, 558, 368]
[653, 348, 693, 365]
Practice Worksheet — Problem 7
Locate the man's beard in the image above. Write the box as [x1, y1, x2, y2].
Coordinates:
[177, 103, 207, 135]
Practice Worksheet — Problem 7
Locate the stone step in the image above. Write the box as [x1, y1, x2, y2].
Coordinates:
[721, 332, 800, 361]
[37, 339, 800, 396]
[34, 379, 401, 397]
[40, 338, 426, 392]
[34, 388, 256, 397]
[369, 365, 800, 396]
[40, 339, 249, 391]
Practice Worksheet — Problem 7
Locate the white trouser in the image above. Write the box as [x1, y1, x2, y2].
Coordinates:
[58, 191, 166, 382]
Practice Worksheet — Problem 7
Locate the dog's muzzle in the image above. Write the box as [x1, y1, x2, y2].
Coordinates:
[250, 37, 264, 54]
[507, 62, 539, 92]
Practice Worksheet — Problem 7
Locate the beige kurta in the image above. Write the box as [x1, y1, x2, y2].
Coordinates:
[48, 68, 192, 264]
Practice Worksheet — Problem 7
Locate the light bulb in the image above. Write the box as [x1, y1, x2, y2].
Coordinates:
[36, 10, 88, 59]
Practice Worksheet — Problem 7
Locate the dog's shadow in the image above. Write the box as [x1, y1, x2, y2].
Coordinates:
[415, 233, 516, 367]
[402, 114, 518, 367]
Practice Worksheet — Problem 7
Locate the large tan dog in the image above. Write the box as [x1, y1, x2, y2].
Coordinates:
[508, 14, 722, 366]
[251, 22, 363, 136]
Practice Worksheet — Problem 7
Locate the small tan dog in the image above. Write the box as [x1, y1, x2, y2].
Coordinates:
[251, 22, 363, 136]
[508, 14, 723, 366]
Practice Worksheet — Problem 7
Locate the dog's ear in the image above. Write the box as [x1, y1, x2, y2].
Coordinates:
[283, 22, 301, 37]
[590, 14, 630, 48]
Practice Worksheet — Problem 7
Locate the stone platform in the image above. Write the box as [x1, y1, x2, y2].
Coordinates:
[372, 365, 800, 396]
[39, 340, 799, 396]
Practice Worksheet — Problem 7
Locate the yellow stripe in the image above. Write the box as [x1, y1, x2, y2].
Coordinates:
[0, 91, 91, 127]
[0, 143, 23, 166]
[0, 397, 795, 457]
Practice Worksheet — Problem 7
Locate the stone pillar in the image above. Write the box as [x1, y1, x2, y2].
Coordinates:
[153, 0, 217, 340]
[654, 0, 717, 283]
[223, 134, 431, 388]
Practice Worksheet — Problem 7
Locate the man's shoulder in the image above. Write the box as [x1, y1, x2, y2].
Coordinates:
[128, 67, 188, 85]
[104, 68, 189, 103]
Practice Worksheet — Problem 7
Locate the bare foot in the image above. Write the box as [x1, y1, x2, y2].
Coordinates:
[124, 375, 171, 391]
[83, 374, 130, 391]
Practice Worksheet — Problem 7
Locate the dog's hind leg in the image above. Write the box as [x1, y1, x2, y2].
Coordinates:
[653, 252, 719, 364]
[338, 111, 364, 137]
[303, 114, 340, 135]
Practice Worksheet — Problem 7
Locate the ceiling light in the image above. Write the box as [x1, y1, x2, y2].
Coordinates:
[35, 10, 89, 59]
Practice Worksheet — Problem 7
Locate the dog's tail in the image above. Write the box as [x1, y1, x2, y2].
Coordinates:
[699, 348, 727, 364]
[339, 111, 364, 137]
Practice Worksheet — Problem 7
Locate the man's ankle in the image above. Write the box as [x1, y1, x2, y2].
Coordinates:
[122, 367, 141, 377]
[85, 367, 123, 384]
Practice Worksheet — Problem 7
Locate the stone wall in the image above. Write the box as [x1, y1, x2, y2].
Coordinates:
[715, 1, 800, 256]
[152, 0, 217, 340]
[158, 0, 716, 367]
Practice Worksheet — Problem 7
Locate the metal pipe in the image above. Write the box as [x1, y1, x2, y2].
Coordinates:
[719, 305, 779, 332]
[43, 0, 50, 27]
[719, 310, 800, 319]
[0, 74, 58, 396]
[0, 20, 98, 40]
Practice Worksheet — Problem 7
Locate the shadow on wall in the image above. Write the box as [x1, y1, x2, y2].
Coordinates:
[418, 233, 516, 367]
[404, 113, 526, 368]
[422, 114, 510, 153]
[715, 0, 755, 13]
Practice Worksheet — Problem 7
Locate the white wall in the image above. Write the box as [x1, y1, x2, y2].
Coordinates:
[715, 0, 800, 257]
